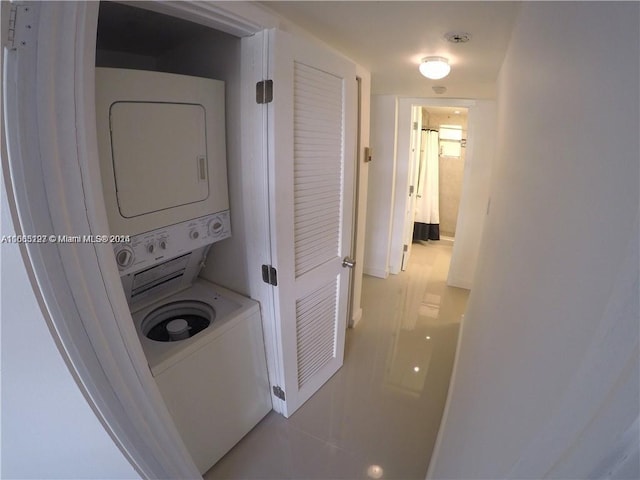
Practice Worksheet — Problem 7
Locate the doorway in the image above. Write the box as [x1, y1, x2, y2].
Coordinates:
[2, 2, 268, 477]
[384, 98, 496, 290]
[3, 1, 371, 476]
[416, 106, 468, 243]
[391, 98, 474, 276]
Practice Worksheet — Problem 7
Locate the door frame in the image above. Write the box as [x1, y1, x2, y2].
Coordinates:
[1, 1, 278, 477]
[400, 105, 424, 271]
[349, 68, 371, 328]
[389, 98, 475, 275]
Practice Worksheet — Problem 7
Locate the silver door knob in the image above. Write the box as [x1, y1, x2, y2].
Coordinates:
[342, 256, 356, 269]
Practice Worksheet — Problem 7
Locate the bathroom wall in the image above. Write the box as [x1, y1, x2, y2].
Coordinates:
[429, 2, 639, 478]
[423, 110, 468, 238]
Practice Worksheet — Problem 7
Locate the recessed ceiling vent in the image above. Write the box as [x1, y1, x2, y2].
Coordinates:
[445, 32, 472, 44]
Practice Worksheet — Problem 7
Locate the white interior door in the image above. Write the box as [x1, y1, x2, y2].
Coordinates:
[267, 28, 356, 417]
[401, 106, 423, 270]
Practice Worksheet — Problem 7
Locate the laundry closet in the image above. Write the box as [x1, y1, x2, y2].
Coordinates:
[2, 0, 364, 476]
[93, 0, 360, 473]
[95, 2, 271, 473]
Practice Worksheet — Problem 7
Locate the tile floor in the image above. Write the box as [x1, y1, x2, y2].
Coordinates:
[205, 241, 469, 479]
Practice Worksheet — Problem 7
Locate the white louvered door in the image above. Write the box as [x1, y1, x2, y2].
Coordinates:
[268, 29, 356, 417]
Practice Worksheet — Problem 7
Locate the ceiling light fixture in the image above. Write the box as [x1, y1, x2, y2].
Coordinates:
[419, 56, 451, 80]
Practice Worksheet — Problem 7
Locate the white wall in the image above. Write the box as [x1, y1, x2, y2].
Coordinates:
[447, 100, 496, 289]
[364, 95, 398, 278]
[156, 30, 251, 295]
[0, 182, 139, 479]
[429, 2, 639, 478]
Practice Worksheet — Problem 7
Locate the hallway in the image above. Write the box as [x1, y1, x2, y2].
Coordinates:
[206, 241, 469, 479]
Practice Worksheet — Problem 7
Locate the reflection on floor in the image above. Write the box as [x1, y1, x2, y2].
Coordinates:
[205, 241, 469, 479]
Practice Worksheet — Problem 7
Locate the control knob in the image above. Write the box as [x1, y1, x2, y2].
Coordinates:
[189, 229, 200, 240]
[115, 245, 135, 270]
[208, 217, 224, 237]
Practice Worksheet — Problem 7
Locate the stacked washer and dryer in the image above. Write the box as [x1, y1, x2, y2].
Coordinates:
[95, 68, 272, 474]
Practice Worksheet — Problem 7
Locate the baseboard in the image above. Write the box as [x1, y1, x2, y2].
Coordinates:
[426, 313, 467, 478]
[439, 235, 455, 246]
[363, 266, 388, 279]
[447, 274, 472, 290]
[350, 307, 363, 328]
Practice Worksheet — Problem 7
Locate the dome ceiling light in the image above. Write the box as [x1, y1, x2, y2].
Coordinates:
[419, 56, 451, 80]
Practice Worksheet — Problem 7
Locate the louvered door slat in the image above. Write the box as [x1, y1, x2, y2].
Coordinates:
[296, 279, 338, 388]
[294, 231, 339, 251]
[295, 221, 341, 242]
[293, 61, 343, 278]
[295, 242, 340, 263]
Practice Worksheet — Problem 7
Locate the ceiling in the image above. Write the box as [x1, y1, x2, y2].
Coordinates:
[262, 1, 521, 98]
[424, 105, 468, 119]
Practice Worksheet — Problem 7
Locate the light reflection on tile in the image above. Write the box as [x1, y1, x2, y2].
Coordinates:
[205, 241, 469, 480]
[420, 303, 440, 318]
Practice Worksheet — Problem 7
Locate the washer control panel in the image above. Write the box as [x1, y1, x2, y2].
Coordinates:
[113, 210, 231, 277]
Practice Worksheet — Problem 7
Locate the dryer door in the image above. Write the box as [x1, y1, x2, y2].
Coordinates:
[109, 102, 209, 218]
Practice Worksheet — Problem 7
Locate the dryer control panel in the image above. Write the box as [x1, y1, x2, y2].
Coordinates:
[113, 210, 231, 277]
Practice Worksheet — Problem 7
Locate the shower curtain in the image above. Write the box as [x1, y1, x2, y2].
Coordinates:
[413, 129, 440, 241]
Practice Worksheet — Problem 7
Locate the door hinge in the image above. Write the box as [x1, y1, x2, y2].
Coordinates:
[409, 185, 414, 196]
[256, 80, 273, 104]
[272, 385, 286, 401]
[6, 4, 36, 50]
[413, 121, 419, 131]
[403, 244, 409, 252]
[261, 264, 278, 286]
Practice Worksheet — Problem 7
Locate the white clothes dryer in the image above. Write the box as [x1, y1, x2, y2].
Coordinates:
[95, 68, 230, 237]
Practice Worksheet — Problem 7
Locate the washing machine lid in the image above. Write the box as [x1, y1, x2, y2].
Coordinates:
[109, 101, 209, 218]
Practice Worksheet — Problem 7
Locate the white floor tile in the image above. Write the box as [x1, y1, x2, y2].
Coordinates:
[205, 241, 468, 480]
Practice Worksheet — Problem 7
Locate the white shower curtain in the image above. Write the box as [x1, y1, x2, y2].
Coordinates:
[413, 129, 440, 241]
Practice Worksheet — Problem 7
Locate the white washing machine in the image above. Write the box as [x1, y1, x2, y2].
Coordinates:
[131, 277, 272, 474]
[112, 222, 271, 475]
